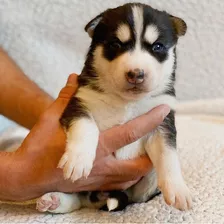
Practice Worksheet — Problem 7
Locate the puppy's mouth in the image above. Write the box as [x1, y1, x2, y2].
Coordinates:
[117, 85, 150, 100]
[127, 87, 143, 93]
[126, 86, 149, 94]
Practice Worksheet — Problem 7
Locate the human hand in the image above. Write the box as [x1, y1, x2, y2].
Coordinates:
[12, 74, 170, 201]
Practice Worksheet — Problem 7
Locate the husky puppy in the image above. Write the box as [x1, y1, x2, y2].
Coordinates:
[36, 2, 192, 213]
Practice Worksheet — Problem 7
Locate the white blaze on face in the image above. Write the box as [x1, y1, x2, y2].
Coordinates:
[132, 5, 144, 49]
[127, 5, 173, 95]
[116, 24, 131, 43]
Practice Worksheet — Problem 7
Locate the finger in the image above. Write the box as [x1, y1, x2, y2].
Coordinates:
[111, 156, 152, 177]
[98, 105, 170, 157]
[57, 73, 78, 100]
[94, 155, 152, 178]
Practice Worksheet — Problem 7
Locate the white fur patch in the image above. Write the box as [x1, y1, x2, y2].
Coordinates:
[144, 25, 159, 44]
[58, 117, 99, 182]
[150, 47, 176, 97]
[115, 139, 145, 160]
[116, 24, 131, 42]
[132, 5, 143, 48]
[77, 88, 176, 130]
[107, 198, 119, 211]
[36, 192, 81, 214]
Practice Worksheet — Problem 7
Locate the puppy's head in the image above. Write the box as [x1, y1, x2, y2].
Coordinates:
[84, 3, 187, 100]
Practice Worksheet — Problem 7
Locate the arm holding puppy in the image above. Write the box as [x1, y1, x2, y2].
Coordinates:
[0, 49, 170, 201]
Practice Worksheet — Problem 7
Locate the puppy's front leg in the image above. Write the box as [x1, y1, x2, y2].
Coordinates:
[58, 97, 99, 182]
[146, 112, 192, 210]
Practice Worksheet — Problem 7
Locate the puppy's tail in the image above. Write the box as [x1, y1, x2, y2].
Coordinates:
[100, 191, 129, 212]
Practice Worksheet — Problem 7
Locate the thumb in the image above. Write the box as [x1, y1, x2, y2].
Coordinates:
[45, 74, 79, 116]
[57, 73, 78, 100]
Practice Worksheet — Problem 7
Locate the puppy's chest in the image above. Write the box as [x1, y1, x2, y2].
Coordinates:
[94, 106, 145, 160]
[92, 100, 146, 131]
[76, 88, 175, 159]
[92, 103, 148, 160]
[77, 89, 152, 129]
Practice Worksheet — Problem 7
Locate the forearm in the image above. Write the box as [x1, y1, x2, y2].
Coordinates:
[0, 48, 53, 129]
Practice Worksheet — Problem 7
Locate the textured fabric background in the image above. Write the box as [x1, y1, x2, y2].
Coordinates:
[0, 0, 223, 101]
[1, 0, 224, 130]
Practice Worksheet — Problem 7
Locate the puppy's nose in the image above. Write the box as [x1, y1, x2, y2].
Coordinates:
[126, 69, 144, 84]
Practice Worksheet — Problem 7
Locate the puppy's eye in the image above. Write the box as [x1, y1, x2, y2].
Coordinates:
[109, 41, 121, 49]
[152, 43, 166, 53]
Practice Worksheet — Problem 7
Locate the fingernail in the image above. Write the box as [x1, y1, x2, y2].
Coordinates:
[161, 105, 171, 119]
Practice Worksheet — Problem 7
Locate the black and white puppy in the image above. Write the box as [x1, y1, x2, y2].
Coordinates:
[36, 2, 192, 213]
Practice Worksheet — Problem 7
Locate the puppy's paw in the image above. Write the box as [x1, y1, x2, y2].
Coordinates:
[58, 118, 99, 182]
[36, 193, 60, 213]
[58, 143, 95, 182]
[159, 178, 192, 211]
[37, 192, 81, 214]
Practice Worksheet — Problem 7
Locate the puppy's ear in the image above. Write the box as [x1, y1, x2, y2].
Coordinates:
[85, 13, 104, 38]
[170, 15, 187, 37]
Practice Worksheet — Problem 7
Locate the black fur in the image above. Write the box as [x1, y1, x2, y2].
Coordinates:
[89, 191, 102, 203]
[163, 47, 177, 97]
[142, 4, 177, 62]
[85, 191, 129, 212]
[60, 97, 90, 129]
[160, 110, 177, 148]
[100, 191, 129, 212]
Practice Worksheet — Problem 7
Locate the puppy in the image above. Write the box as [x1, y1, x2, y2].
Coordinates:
[36, 2, 192, 213]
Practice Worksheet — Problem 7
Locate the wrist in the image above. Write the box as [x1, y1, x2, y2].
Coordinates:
[0, 151, 26, 201]
[14, 150, 58, 201]
[0, 150, 56, 201]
